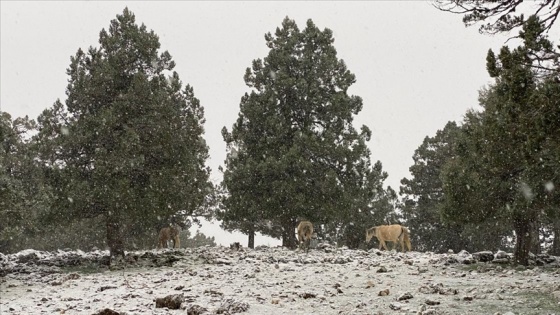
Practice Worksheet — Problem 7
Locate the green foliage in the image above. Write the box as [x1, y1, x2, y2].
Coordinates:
[0, 112, 51, 253]
[400, 121, 512, 253]
[440, 18, 560, 265]
[33, 8, 212, 258]
[434, 1, 559, 36]
[435, 3, 560, 74]
[220, 17, 394, 248]
[180, 229, 217, 248]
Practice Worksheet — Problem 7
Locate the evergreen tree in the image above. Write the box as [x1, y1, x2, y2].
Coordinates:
[401, 122, 466, 252]
[441, 17, 560, 265]
[181, 230, 217, 248]
[221, 17, 391, 248]
[34, 8, 211, 262]
[0, 113, 30, 251]
[435, 1, 559, 74]
[0, 113, 49, 252]
[434, 1, 559, 36]
[401, 121, 511, 253]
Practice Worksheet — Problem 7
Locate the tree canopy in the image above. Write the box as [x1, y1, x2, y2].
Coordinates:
[434, 0, 559, 36]
[435, 1, 560, 75]
[34, 8, 212, 261]
[220, 17, 394, 248]
[439, 18, 560, 265]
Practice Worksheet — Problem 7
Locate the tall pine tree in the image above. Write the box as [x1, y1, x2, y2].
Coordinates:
[221, 17, 391, 248]
[34, 8, 211, 262]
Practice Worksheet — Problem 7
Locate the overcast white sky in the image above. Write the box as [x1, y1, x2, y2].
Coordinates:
[1, 1, 527, 246]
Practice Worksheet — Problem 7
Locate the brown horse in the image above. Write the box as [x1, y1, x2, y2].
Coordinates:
[158, 225, 181, 249]
[297, 221, 314, 252]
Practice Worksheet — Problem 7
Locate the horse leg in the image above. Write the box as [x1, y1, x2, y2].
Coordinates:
[381, 240, 388, 250]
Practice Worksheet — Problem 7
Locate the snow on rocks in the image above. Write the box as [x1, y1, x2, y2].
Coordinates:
[1, 246, 560, 314]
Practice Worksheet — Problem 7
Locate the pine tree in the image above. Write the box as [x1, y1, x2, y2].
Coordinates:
[34, 8, 211, 262]
[221, 17, 391, 248]
[0, 113, 48, 252]
[401, 121, 511, 252]
[441, 17, 560, 265]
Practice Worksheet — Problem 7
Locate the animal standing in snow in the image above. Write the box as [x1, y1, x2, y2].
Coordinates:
[297, 220, 314, 252]
[230, 242, 242, 250]
[365, 224, 411, 252]
[158, 225, 181, 249]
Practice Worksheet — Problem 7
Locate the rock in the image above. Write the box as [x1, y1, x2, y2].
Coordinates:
[418, 283, 458, 295]
[397, 292, 413, 301]
[378, 289, 390, 296]
[204, 289, 224, 297]
[155, 294, 184, 309]
[215, 258, 233, 265]
[216, 298, 250, 314]
[447, 257, 459, 264]
[66, 273, 80, 280]
[186, 304, 208, 315]
[333, 256, 351, 264]
[492, 258, 510, 264]
[538, 254, 556, 264]
[425, 299, 440, 305]
[299, 292, 316, 299]
[316, 243, 335, 253]
[552, 291, 560, 301]
[17, 252, 39, 264]
[461, 258, 476, 264]
[495, 250, 508, 259]
[377, 266, 388, 273]
[473, 251, 494, 262]
[93, 309, 122, 315]
[97, 285, 117, 292]
[389, 302, 403, 310]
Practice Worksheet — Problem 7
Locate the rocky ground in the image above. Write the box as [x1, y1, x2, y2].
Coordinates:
[1, 245, 560, 315]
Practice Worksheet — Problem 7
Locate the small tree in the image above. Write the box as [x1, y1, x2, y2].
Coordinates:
[181, 230, 217, 248]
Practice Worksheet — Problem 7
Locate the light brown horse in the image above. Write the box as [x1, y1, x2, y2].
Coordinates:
[366, 224, 411, 252]
[297, 221, 314, 252]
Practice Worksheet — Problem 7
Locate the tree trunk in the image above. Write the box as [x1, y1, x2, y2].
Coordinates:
[281, 218, 297, 249]
[551, 219, 560, 256]
[247, 227, 255, 249]
[281, 227, 289, 247]
[529, 218, 541, 255]
[513, 217, 531, 266]
[106, 219, 125, 264]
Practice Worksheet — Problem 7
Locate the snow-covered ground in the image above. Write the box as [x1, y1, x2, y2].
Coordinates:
[1, 246, 560, 315]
